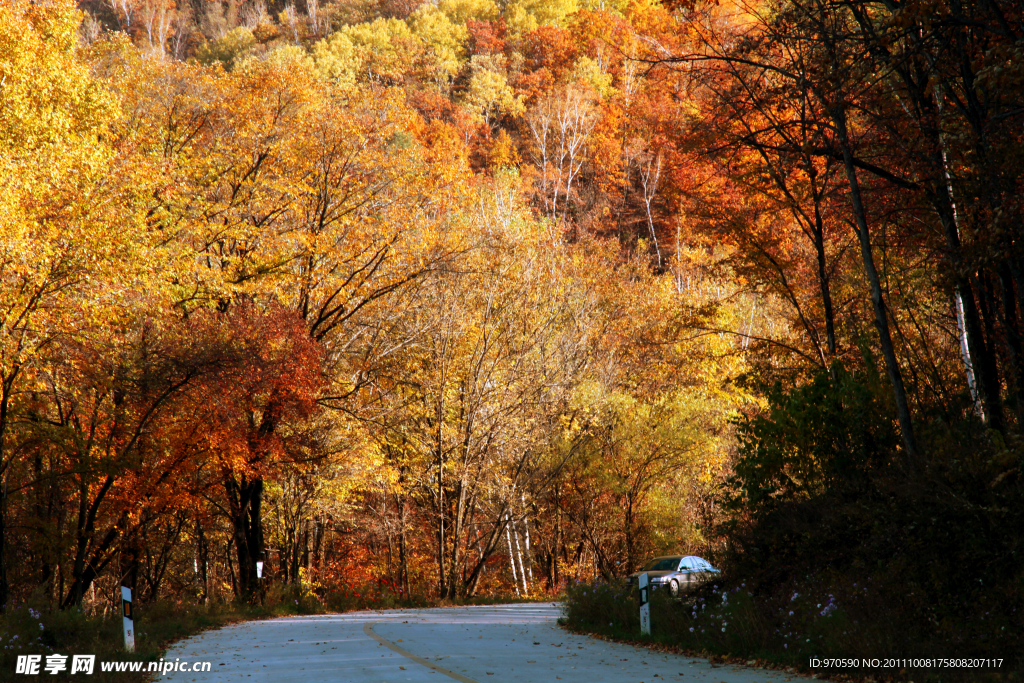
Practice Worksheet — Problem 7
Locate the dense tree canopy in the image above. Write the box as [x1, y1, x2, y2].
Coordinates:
[1, 3, 1021, 660]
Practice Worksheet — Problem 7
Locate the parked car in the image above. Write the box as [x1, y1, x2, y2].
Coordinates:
[627, 556, 720, 597]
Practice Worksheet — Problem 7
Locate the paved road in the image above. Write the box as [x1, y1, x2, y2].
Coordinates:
[162, 604, 811, 683]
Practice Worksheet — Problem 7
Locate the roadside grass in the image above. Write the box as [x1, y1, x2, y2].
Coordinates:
[0, 595, 286, 682]
[561, 578, 1021, 683]
[1, 585, 548, 681]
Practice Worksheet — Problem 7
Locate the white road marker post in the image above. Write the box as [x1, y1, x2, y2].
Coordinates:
[256, 561, 264, 579]
[639, 572, 651, 635]
[121, 586, 135, 652]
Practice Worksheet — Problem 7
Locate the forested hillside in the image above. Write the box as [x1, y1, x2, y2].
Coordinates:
[1, 0, 1022, 659]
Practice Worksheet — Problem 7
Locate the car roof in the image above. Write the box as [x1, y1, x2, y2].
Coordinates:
[645, 555, 717, 569]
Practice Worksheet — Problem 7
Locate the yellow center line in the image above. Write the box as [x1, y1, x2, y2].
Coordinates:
[362, 622, 479, 683]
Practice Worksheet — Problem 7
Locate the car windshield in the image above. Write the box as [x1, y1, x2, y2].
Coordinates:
[641, 557, 682, 571]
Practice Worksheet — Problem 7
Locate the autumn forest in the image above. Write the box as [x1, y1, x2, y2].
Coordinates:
[1, 0, 1022, 665]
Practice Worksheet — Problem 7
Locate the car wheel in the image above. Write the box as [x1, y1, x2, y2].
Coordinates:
[669, 580, 679, 597]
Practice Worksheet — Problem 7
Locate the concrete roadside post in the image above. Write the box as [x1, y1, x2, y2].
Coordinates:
[121, 586, 135, 652]
[639, 573, 651, 635]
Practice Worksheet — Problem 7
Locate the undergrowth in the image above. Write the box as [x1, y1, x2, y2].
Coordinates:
[562, 579, 1020, 682]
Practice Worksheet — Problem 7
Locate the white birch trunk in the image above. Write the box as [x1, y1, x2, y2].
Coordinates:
[639, 153, 663, 267]
[511, 516, 528, 594]
[521, 495, 534, 583]
[504, 515, 520, 596]
[955, 292, 984, 418]
[935, 86, 984, 419]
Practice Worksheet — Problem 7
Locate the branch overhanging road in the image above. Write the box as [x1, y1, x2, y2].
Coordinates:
[162, 603, 814, 682]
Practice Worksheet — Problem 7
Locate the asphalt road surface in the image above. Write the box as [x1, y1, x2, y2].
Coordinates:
[162, 603, 812, 683]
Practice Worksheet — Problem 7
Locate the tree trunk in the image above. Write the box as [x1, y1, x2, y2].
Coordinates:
[831, 103, 920, 473]
[197, 520, 209, 604]
[511, 517, 528, 594]
[520, 496, 534, 584]
[225, 474, 264, 602]
[446, 478, 467, 599]
[0, 378, 15, 611]
[999, 265, 1022, 398]
[810, 175, 837, 356]
[552, 506, 561, 590]
[399, 497, 409, 596]
[928, 143, 1004, 429]
[435, 418, 446, 598]
[504, 515, 520, 596]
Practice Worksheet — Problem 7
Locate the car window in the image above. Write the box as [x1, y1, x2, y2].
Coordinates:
[678, 556, 717, 572]
[641, 557, 682, 571]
